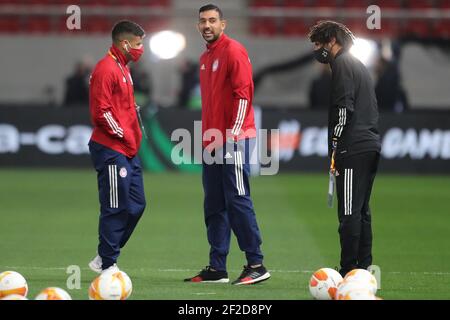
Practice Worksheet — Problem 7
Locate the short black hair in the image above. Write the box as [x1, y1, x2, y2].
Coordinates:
[112, 20, 145, 43]
[199, 3, 223, 20]
[308, 20, 355, 50]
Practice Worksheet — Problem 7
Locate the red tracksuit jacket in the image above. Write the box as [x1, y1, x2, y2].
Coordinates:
[89, 45, 142, 158]
[200, 33, 256, 149]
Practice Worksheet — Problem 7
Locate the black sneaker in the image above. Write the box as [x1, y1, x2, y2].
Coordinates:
[184, 266, 229, 283]
[232, 265, 271, 285]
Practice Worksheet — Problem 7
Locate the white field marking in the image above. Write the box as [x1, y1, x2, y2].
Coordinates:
[2, 266, 450, 276]
[192, 293, 217, 295]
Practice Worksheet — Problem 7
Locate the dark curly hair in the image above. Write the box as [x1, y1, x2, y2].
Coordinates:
[308, 20, 355, 50]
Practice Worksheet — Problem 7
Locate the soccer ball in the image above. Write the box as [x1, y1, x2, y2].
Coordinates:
[35, 287, 72, 300]
[0, 271, 28, 298]
[335, 280, 367, 300]
[1, 294, 28, 300]
[335, 278, 378, 300]
[338, 288, 376, 300]
[343, 269, 377, 294]
[88, 270, 132, 300]
[309, 268, 343, 300]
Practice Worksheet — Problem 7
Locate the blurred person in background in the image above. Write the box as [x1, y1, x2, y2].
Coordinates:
[177, 59, 201, 109]
[374, 55, 409, 113]
[88, 20, 147, 274]
[130, 63, 153, 108]
[63, 60, 92, 107]
[184, 4, 270, 285]
[309, 20, 381, 278]
[309, 63, 332, 110]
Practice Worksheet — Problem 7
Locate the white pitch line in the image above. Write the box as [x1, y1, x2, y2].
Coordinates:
[193, 293, 217, 295]
[2, 266, 450, 276]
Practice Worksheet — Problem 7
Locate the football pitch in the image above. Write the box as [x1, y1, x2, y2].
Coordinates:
[1, 169, 449, 300]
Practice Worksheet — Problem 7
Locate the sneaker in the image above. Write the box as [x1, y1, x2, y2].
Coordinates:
[88, 255, 102, 274]
[232, 265, 271, 285]
[101, 263, 120, 274]
[184, 266, 229, 283]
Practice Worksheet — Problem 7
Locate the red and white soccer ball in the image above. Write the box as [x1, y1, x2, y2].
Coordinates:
[309, 268, 343, 300]
[0, 271, 28, 299]
[343, 269, 378, 295]
[335, 278, 376, 300]
[89, 270, 132, 300]
[35, 287, 72, 300]
[1, 294, 28, 300]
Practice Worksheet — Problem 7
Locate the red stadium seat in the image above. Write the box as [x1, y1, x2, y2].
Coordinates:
[83, 16, 113, 34]
[404, 19, 431, 37]
[370, 0, 403, 8]
[249, 0, 278, 7]
[24, 16, 51, 33]
[342, 0, 369, 8]
[130, 16, 169, 33]
[406, 0, 435, 8]
[438, 0, 450, 8]
[250, 18, 278, 36]
[80, 0, 110, 6]
[308, 0, 338, 7]
[283, 0, 309, 7]
[432, 19, 450, 38]
[0, 16, 20, 33]
[282, 18, 311, 36]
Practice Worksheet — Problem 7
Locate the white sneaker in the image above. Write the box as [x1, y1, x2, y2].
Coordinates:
[101, 263, 120, 275]
[88, 255, 102, 274]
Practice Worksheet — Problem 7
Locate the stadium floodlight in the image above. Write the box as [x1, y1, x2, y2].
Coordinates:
[149, 30, 186, 60]
[350, 38, 378, 67]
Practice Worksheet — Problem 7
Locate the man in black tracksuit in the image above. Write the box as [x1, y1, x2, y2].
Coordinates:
[308, 21, 381, 277]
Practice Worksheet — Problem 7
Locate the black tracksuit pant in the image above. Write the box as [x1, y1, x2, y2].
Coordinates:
[335, 151, 380, 277]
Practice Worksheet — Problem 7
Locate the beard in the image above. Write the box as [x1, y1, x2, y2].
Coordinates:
[202, 29, 220, 43]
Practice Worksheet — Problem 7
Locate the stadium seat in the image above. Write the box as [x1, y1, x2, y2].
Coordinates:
[433, 19, 450, 38]
[0, 16, 20, 33]
[79, 0, 110, 6]
[308, 0, 338, 7]
[249, 0, 278, 7]
[24, 16, 51, 33]
[370, 0, 402, 8]
[282, 18, 310, 36]
[342, 0, 369, 8]
[406, 0, 435, 8]
[438, 0, 450, 8]
[136, 17, 169, 33]
[83, 16, 113, 34]
[404, 19, 431, 38]
[250, 18, 278, 36]
[283, 0, 309, 7]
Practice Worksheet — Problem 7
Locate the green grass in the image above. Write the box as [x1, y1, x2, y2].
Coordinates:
[1, 169, 450, 300]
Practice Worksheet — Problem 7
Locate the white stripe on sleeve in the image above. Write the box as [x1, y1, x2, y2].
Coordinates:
[104, 112, 124, 138]
[231, 99, 247, 136]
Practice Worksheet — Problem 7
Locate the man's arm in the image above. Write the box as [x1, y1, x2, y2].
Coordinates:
[227, 47, 253, 141]
[90, 69, 124, 138]
[331, 58, 355, 147]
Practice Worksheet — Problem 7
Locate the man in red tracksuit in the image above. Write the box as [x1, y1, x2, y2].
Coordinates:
[87, 20, 146, 274]
[185, 4, 270, 285]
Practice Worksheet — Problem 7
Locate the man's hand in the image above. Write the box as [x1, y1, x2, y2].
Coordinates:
[330, 139, 337, 176]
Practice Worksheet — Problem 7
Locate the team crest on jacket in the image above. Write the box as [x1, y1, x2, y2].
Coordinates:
[212, 59, 219, 72]
[119, 167, 127, 178]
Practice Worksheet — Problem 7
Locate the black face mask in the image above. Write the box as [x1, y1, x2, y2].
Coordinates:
[314, 46, 331, 64]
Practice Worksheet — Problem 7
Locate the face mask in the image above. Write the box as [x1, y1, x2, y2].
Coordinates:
[314, 46, 331, 64]
[125, 42, 144, 62]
